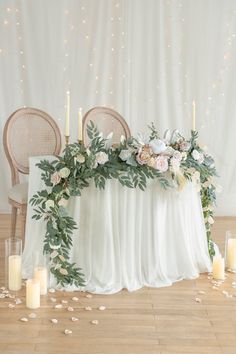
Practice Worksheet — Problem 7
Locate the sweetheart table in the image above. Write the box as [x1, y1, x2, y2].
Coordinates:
[22, 156, 212, 294]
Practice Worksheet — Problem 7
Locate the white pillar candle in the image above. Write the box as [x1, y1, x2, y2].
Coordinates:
[26, 279, 40, 309]
[78, 107, 83, 141]
[34, 266, 48, 295]
[65, 91, 70, 136]
[192, 100, 196, 131]
[8, 255, 22, 291]
[227, 238, 236, 270]
[212, 255, 225, 280]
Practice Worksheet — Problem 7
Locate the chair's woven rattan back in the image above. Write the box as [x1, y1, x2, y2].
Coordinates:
[3, 107, 61, 184]
[82, 107, 131, 146]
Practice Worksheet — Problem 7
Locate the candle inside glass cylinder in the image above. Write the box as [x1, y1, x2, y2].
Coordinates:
[212, 255, 225, 280]
[8, 255, 22, 291]
[26, 279, 40, 309]
[227, 238, 236, 270]
[34, 266, 48, 295]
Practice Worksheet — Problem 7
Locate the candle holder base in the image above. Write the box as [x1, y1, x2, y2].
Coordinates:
[78, 139, 83, 145]
[65, 135, 70, 146]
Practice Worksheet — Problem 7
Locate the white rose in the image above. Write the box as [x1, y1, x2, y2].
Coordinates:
[149, 139, 166, 154]
[86, 148, 91, 156]
[59, 167, 70, 178]
[45, 199, 55, 210]
[95, 151, 109, 165]
[76, 154, 85, 163]
[191, 149, 200, 160]
[119, 149, 132, 161]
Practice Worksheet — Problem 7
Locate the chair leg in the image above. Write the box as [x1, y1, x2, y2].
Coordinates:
[11, 207, 17, 237]
[20, 205, 27, 246]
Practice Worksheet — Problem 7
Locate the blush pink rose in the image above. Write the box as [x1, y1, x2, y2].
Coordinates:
[51, 172, 61, 185]
[154, 156, 169, 172]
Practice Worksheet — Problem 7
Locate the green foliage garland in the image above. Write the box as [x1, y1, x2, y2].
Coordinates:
[30, 122, 218, 287]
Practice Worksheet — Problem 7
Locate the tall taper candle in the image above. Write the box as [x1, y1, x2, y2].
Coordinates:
[78, 107, 83, 141]
[65, 91, 70, 136]
[192, 100, 196, 131]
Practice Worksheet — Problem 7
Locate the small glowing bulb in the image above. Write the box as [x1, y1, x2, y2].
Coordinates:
[20, 50, 23, 54]
[16, 22, 20, 26]
[3, 20, 9, 25]
[6, 7, 11, 12]
[89, 63, 93, 67]
[85, 35, 89, 39]
[111, 48, 114, 51]
[95, 76, 99, 80]
[65, 53, 69, 57]
[111, 33, 114, 37]
[22, 64, 25, 69]
[18, 36, 22, 40]
[82, 19, 86, 24]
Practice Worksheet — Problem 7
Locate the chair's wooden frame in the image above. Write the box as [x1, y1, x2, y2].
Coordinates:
[3, 107, 61, 241]
[82, 106, 131, 146]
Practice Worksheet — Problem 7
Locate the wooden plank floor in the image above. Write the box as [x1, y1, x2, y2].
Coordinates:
[0, 214, 236, 354]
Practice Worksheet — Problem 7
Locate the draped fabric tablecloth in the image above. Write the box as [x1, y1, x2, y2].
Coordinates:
[22, 156, 212, 294]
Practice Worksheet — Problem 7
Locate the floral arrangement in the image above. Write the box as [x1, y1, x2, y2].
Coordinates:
[30, 122, 218, 287]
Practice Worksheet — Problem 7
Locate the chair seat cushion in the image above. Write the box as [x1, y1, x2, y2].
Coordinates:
[8, 182, 28, 204]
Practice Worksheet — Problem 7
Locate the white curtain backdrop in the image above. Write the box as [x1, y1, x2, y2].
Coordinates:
[0, 0, 236, 215]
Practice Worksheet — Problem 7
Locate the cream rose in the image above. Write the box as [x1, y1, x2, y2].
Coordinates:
[76, 154, 85, 163]
[59, 167, 70, 178]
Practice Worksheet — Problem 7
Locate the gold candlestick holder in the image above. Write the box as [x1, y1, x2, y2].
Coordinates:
[65, 135, 70, 146]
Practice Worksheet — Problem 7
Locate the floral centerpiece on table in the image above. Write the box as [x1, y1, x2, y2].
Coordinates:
[30, 122, 218, 287]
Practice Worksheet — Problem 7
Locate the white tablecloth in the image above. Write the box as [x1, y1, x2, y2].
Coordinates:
[22, 156, 212, 294]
